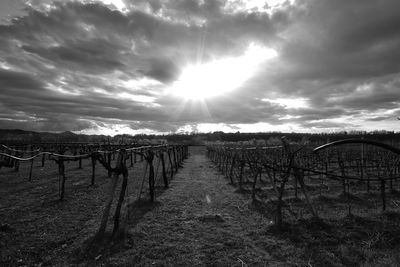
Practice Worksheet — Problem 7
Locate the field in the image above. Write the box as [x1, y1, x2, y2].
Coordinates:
[1, 144, 400, 266]
[1, 156, 117, 265]
[0, 144, 184, 266]
[207, 140, 400, 265]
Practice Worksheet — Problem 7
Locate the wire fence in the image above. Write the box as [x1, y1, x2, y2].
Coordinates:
[207, 138, 400, 227]
[0, 143, 189, 239]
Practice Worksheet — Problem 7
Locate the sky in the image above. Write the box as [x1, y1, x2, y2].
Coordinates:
[1, 0, 400, 136]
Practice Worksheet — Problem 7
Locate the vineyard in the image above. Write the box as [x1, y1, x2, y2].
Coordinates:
[203, 138, 400, 265]
[207, 138, 400, 226]
[2, 138, 400, 266]
[0, 142, 188, 265]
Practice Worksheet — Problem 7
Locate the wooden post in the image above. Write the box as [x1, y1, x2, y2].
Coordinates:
[381, 179, 386, 211]
[29, 157, 34, 181]
[130, 151, 133, 167]
[229, 153, 236, 184]
[107, 152, 112, 178]
[59, 157, 66, 200]
[252, 169, 258, 200]
[337, 152, 346, 195]
[78, 151, 82, 169]
[239, 155, 245, 190]
[176, 146, 180, 166]
[91, 155, 96, 185]
[160, 151, 168, 188]
[294, 172, 298, 198]
[168, 149, 174, 178]
[173, 147, 178, 172]
[42, 153, 45, 167]
[225, 152, 230, 175]
[15, 152, 21, 171]
[147, 150, 155, 202]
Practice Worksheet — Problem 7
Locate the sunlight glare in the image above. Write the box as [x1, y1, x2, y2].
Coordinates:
[99, 0, 126, 11]
[225, 0, 296, 14]
[169, 43, 277, 100]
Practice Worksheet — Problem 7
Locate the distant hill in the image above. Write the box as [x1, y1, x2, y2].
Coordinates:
[0, 129, 109, 144]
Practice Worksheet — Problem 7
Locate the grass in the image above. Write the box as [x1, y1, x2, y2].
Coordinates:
[2, 147, 400, 266]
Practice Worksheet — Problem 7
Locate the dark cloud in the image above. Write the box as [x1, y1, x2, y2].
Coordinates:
[275, 0, 400, 81]
[21, 39, 125, 74]
[144, 57, 180, 83]
[0, 69, 44, 90]
[367, 116, 392, 122]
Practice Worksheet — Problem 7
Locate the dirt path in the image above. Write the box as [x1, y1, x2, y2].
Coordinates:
[103, 147, 290, 266]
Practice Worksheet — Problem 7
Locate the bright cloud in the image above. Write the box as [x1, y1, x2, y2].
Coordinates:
[169, 42, 277, 99]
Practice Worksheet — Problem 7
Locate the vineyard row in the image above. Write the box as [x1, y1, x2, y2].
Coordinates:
[207, 138, 400, 227]
[0, 143, 189, 239]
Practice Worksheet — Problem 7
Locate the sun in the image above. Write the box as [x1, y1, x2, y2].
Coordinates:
[169, 43, 277, 100]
